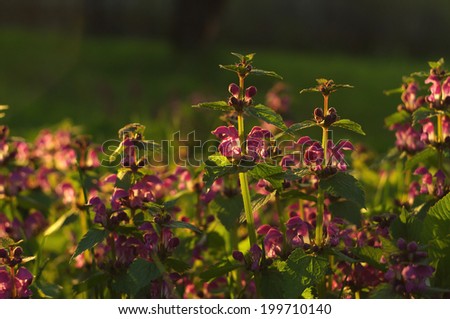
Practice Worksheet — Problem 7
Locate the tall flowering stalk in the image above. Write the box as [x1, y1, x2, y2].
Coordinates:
[194, 53, 283, 296]
[300, 79, 358, 247]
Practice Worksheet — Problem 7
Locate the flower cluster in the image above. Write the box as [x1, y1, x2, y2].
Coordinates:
[385, 239, 434, 297]
[0, 246, 33, 298]
[212, 125, 275, 162]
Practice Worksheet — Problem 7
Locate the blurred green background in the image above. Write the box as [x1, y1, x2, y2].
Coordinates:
[0, 0, 449, 153]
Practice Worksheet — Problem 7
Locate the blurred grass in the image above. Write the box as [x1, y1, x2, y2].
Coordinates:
[0, 28, 428, 153]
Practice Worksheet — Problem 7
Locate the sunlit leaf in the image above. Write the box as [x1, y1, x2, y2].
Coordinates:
[245, 104, 287, 131]
[71, 228, 108, 262]
[331, 119, 366, 135]
[192, 101, 231, 112]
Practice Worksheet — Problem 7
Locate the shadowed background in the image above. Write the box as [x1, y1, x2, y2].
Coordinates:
[0, 0, 449, 153]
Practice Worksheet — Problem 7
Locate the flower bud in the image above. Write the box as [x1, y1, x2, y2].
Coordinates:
[0, 248, 7, 258]
[313, 108, 324, 122]
[168, 237, 180, 250]
[228, 83, 240, 97]
[245, 86, 257, 99]
[13, 247, 23, 258]
[407, 241, 418, 252]
[232, 250, 244, 262]
[397, 238, 407, 250]
[328, 107, 337, 115]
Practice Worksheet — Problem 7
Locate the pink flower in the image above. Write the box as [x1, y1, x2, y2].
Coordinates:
[263, 228, 283, 258]
[212, 126, 241, 160]
[286, 216, 309, 247]
[246, 126, 273, 162]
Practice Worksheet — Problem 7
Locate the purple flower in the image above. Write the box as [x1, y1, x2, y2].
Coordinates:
[401, 82, 422, 112]
[425, 74, 442, 103]
[14, 267, 33, 298]
[286, 216, 309, 248]
[244, 86, 257, 105]
[327, 140, 354, 171]
[212, 126, 241, 160]
[0, 267, 33, 298]
[56, 182, 76, 205]
[246, 126, 273, 161]
[407, 181, 420, 206]
[391, 124, 425, 154]
[115, 235, 143, 267]
[434, 170, 446, 197]
[263, 228, 283, 258]
[443, 116, 450, 140]
[110, 188, 128, 211]
[122, 138, 136, 167]
[413, 167, 433, 194]
[89, 196, 108, 227]
[129, 179, 155, 209]
[249, 244, 262, 271]
[420, 119, 435, 144]
[297, 137, 324, 169]
[0, 267, 12, 298]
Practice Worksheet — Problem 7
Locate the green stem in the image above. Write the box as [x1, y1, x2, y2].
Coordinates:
[276, 193, 287, 257]
[315, 94, 329, 247]
[437, 113, 444, 171]
[237, 75, 261, 297]
[315, 188, 325, 246]
[239, 172, 256, 246]
[437, 113, 443, 143]
[237, 75, 256, 248]
[78, 166, 92, 263]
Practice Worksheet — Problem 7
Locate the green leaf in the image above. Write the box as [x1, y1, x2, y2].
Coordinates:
[44, 211, 77, 237]
[384, 110, 410, 127]
[250, 68, 283, 80]
[127, 259, 161, 292]
[192, 101, 231, 112]
[299, 87, 320, 94]
[71, 228, 108, 262]
[328, 200, 362, 225]
[210, 196, 243, 230]
[383, 87, 404, 96]
[412, 107, 436, 126]
[199, 260, 242, 282]
[219, 64, 241, 73]
[286, 249, 329, 288]
[248, 162, 285, 189]
[115, 168, 132, 189]
[428, 58, 445, 69]
[72, 272, 108, 295]
[251, 191, 276, 212]
[284, 120, 318, 135]
[36, 281, 64, 298]
[331, 119, 366, 135]
[327, 248, 359, 263]
[283, 167, 313, 181]
[352, 246, 387, 271]
[260, 267, 286, 298]
[423, 193, 450, 240]
[165, 258, 191, 273]
[279, 190, 317, 202]
[405, 147, 438, 171]
[245, 104, 287, 131]
[165, 220, 202, 234]
[208, 154, 232, 167]
[369, 283, 400, 299]
[0, 237, 16, 248]
[203, 164, 239, 189]
[267, 250, 329, 298]
[319, 172, 366, 208]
